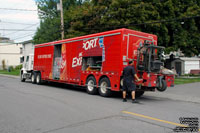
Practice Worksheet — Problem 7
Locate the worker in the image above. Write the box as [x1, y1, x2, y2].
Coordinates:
[122, 61, 141, 103]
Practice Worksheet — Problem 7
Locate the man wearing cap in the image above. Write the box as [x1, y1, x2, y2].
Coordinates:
[122, 61, 141, 103]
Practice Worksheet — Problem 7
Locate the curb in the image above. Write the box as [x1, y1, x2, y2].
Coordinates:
[0, 74, 19, 79]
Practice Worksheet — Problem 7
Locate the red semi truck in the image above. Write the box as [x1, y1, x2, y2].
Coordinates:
[21, 28, 174, 97]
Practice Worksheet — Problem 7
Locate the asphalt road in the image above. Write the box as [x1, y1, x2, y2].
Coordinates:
[0, 75, 200, 133]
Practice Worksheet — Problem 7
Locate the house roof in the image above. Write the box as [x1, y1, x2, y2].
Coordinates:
[180, 57, 200, 61]
[20, 40, 33, 45]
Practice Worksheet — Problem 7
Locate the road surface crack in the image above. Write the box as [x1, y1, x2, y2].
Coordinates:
[42, 114, 120, 133]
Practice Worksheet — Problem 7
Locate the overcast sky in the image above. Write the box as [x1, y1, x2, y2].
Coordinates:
[0, 0, 40, 43]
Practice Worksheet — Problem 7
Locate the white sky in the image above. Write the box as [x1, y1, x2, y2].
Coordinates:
[0, 0, 40, 43]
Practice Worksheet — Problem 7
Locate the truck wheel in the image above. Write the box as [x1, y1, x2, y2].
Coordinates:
[98, 77, 111, 97]
[20, 72, 25, 82]
[86, 76, 98, 95]
[120, 77, 123, 88]
[36, 73, 42, 85]
[135, 91, 144, 98]
[157, 79, 167, 92]
[31, 72, 36, 84]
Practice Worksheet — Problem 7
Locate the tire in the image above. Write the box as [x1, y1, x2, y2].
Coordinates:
[86, 76, 98, 95]
[31, 71, 36, 84]
[120, 77, 123, 89]
[157, 79, 167, 92]
[135, 91, 145, 98]
[36, 72, 42, 85]
[98, 77, 111, 97]
[20, 72, 25, 82]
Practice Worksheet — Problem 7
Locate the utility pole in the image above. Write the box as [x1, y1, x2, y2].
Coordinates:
[59, 0, 64, 39]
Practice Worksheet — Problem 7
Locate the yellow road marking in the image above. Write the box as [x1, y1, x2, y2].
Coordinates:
[122, 111, 200, 131]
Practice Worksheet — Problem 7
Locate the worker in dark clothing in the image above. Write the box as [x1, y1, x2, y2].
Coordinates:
[122, 61, 141, 103]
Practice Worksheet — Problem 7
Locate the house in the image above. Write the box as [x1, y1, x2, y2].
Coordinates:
[0, 37, 22, 70]
[165, 57, 200, 75]
[0, 37, 14, 43]
[180, 57, 200, 74]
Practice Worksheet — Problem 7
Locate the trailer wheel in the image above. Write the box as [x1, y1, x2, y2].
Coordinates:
[20, 72, 25, 82]
[120, 77, 123, 88]
[98, 77, 111, 97]
[86, 76, 98, 95]
[157, 79, 167, 92]
[31, 72, 36, 84]
[36, 72, 42, 85]
[135, 91, 144, 98]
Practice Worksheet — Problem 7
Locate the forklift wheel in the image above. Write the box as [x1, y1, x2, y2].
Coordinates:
[157, 80, 167, 92]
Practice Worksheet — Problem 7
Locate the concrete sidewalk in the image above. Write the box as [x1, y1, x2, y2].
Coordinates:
[145, 82, 200, 104]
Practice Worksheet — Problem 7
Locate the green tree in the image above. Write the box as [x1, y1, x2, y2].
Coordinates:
[33, 0, 83, 44]
[34, 0, 200, 56]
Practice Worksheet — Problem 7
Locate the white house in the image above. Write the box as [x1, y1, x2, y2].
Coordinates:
[181, 57, 200, 74]
[169, 57, 200, 75]
[0, 42, 22, 69]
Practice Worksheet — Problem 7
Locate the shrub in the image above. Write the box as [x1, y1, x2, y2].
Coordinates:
[2, 60, 6, 70]
[15, 64, 22, 70]
[8, 66, 14, 72]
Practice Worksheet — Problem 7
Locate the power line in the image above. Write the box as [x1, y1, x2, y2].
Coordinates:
[11, 31, 35, 38]
[0, 8, 37, 12]
[0, 29, 36, 31]
[82, 15, 200, 31]
[0, 21, 36, 25]
[131, 15, 200, 26]
[12, 33, 35, 40]
[4, 23, 39, 36]
[9, 15, 199, 42]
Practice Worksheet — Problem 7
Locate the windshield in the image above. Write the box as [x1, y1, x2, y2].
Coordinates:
[26, 56, 29, 62]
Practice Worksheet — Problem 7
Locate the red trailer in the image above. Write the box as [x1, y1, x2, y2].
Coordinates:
[30, 28, 174, 97]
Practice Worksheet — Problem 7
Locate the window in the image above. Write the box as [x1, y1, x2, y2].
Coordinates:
[82, 56, 102, 71]
[26, 56, 29, 62]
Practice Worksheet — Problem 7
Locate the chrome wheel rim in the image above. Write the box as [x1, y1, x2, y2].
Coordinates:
[88, 80, 94, 91]
[100, 81, 107, 94]
[31, 75, 34, 82]
[120, 79, 123, 86]
[36, 75, 40, 83]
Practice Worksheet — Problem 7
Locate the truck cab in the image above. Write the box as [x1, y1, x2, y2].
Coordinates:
[20, 42, 34, 82]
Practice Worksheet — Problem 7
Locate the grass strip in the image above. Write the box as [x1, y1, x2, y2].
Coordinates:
[175, 77, 200, 85]
[0, 70, 20, 76]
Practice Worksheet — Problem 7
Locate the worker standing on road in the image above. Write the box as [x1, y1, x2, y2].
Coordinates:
[122, 61, 141, 103]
